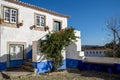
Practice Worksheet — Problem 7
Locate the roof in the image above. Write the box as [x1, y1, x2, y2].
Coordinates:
[85, 48, 106, 50]
[83, 46, 106, 51]
[5, 0, 69, 18]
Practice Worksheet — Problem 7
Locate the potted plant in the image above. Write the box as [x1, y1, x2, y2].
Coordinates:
[18, 23, 23, 26]
[33, 25, 36, 29]
[17, 22, 23, 28]
[0, 18, 3, 24]
[45, 26, 49, 31]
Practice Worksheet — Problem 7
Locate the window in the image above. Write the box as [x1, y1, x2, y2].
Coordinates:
[4, 7, 18, 24]
[9, 44, 24, 60]
[90, 51, 92, 54]
[86, 51, 88, 54]
[53, 21, 61, 32]
[96, 51, 98, 54]
[35, 14, 45, 27]
[93, 51, 95, 54]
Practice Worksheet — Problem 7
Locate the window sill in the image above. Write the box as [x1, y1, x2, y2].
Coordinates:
[1, 22, 17, 28]
[34, 27, 44, 31]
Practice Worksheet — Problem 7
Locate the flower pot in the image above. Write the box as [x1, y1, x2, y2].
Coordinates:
[45, 26, 49, 31]
[33, 25, 36, 29]
[17, 23, 23, 28]
[0, 19, 3, 24]
[19, 23, 23, 26]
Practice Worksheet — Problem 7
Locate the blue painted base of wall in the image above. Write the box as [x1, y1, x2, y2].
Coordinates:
[58, 60, 66, 70]
[0, 60, 24, 71]
[66, 58, 120, 74]
[33, 61, 53, 73]
[26, 50, 32, 59]
[9, 60, 24, 67]
[66, 58, 83, 69]
[0, 62, 7, 71]
[1, 58, 120, 74]
[33, 60, 66, 74]
[82, 63, 114, 73]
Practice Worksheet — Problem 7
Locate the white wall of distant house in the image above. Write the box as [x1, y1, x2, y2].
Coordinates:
[84, 50, 106, 57]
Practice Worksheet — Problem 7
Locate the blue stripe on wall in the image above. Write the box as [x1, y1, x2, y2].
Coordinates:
[1, 58, 120, 74]
[66, 58, 120, 74]
[33, 61, 53, 73]
[33, 60, 66, 73]
[115, 64, 120, 71]
[82, 62, 120, 74]
[9, 60, 24, 67]
[0, 62, 7, 71]
[26, 49, 32, 59]
[66, 58, 83, 69]
[58, 60, 66, 70]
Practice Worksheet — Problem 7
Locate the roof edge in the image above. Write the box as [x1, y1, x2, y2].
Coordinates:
[4, 0, 69, 18]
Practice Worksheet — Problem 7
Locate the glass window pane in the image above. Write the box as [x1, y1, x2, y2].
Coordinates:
[10, 9, 17, 23]
[41, 16, 45, 26]
[36, 14, 45, 27]
[36, 15, 40, 26]
[9, 44, 24, 60]
[53, 21, 61, 32]
[4, 7, 10, 23]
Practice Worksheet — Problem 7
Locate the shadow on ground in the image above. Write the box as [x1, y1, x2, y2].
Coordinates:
[1, 67, 33, 79]
[67, 68, 120, 80]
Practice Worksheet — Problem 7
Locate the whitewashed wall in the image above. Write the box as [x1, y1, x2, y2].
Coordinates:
[66, 30, 81, 60]
[0, 0, 67, 62]
[32, 41, 66, 62]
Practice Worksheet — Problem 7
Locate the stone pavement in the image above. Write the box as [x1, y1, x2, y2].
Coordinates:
[2, 67, 34, 79]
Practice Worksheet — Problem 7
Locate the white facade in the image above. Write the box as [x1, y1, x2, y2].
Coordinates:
[0, 0, 68, 63]
[84, 49, 106, 57]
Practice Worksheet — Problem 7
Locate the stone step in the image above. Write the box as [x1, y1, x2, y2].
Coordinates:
[27, 59, 32, 62]
[21, 65, 34, 72]
[23, 62, 34, 68]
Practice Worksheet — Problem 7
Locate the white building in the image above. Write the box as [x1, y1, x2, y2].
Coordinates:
[84, 47, 106, 57]
[0, 0, 82, 73]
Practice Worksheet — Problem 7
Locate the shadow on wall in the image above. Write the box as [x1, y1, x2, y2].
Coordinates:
[66, 43, 83, 69]
[26, 45, 32, 59]
[0, 45, 33, 71]
[66, 42, 80, 59]
[0, 54, 7, 71]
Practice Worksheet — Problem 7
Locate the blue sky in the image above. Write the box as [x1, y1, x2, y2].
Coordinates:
[20, 0, 120, 45]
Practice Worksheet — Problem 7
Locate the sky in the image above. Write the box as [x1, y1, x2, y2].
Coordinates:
[20, 0, 120, 46]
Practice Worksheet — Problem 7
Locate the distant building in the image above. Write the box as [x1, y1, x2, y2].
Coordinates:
[82, 46, 107, 57]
